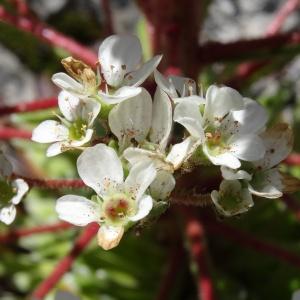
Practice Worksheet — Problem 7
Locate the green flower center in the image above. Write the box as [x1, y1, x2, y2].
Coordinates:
[102, 193, 136, 226]
[68, 119, 88, 140]
[0, 180, 16, 207]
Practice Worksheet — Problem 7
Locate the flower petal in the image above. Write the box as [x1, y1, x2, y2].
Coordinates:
[154, 69, 177, 97]
[97, 225, 124, 250]
[0, 205, 16, 225]
[172, 95, 205, 105]
[169, 75, 197, 97]
[204, 85, 244, 123]
[229, 134, 265, 162]
[69, 128, 94, 147]
[32, 120, 68, 143]
[58, 91, 81, 122]
[149, 88, 172, 150]
[248, 169, 283, 199]
[0, 153, 13, 177]
[56, 195, 100, 226]
[108, 88, 152, 147]
[99, 86, 142, 104]
[174, 100, 205, 140]
[11, 179, 29, 205]
[221, 166, 252, 181]
[80, 99, 101, 126]
[255, 123, 293, 169]
[124, 55, 162, 87]
[52, 72, 83, 95]
[77, 144, 123, 196]
[125, 161, 156, 200]
[46, 141, 66, 157]
[99, 34, 142, 87]
[128, 195, 153, 221]
[166, 136, 199, 169]
[149, 171, 175, 200]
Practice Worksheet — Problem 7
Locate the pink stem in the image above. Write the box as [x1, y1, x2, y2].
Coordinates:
[0, 222, 73, 242]
[0, 127, 32, 139]
[101, 0, 114, 36]
[0, 6, 97, 66]
[31, 223, 99, 300]
[0, 97, 58, 116]
[185, 212, 215, 300]
[284, 154, 300, 165]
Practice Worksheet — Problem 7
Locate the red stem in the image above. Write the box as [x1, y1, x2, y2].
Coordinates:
[0, 127, 32, 139]
[204, 218, 300, 268]
[0, 222, 73, 242]
[284, 154, 300, 165]
[101, 0, 114, 36]
[14, 176, 86, 189]
[31, 223, 99, 300]
[185, 212, 215, 300]
[198, 30, 300, 64]
[0, 6, 97, 66]
[0, 97, 58, 116]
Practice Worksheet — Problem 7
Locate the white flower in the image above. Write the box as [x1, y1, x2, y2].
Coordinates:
[52, 57, 98, 99]
[97, 34, 162, 104]
[0, 153, 29, 225]
[32, 91, 101, 157]
[174, 85, 267, 169]
[56, 144, 157, 250]
[211, 180, 254, 217]
[109, 87, 196, 199]
[154, 69, 205, 104]
[221, 124, 293, 199]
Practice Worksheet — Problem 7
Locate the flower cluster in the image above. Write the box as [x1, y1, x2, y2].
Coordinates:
[31, 34, 293, 250]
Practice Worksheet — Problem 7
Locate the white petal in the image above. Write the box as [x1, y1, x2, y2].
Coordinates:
[0, 205, 16, 225]
[169, 75, 197, 97]
[77, 144, 123, 196]
[32, 120, 68, 143]
[204, 85, 244, 123]
[149, 171, 175, 200]
[108, 88, 152, 145]
[255, 123, 293, 169]
[69, 128, 94, 147]
[154, 69, 177, 97]
[125, 161, 156, 200]
[166, 137, 199, 169]
[172, 95, 205, 105]
[0, 153, 13, 177]
[97, 225, 124, 250]
[99, 35, 142, 87]
[123, 148, 167, 170]
[99, 86, 142, 104]
[221, 166, 252, 181]
[150, 88, 172, 150]
[46, 141, 66, 157]
[56, 195, 100, 226]
[203, 146, 241, 169]
[248, 169, 283, 199]
[229, 134, 265, 162]
[58, 90, 81, 122]
[129, 195, 153, 221]
[52, 73, 84, 95]
[124, 55, 162, 87]
[174, 100, 205, 139]
[80, 99, 101, 126]
[230, 98, 268, 135]
[11, 179, 29, 205]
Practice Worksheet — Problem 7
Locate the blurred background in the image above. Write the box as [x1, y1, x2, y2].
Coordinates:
[1, 0, 300, 299]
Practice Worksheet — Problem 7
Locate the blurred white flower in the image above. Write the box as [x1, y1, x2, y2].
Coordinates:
[211, 179, 254, 217]
[97, 34, 162, 104]
[0, 153, 28, 225]
[56, 144, 156, 250]
[174, 85, 267, 169]
[32, 91, 100, 157]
